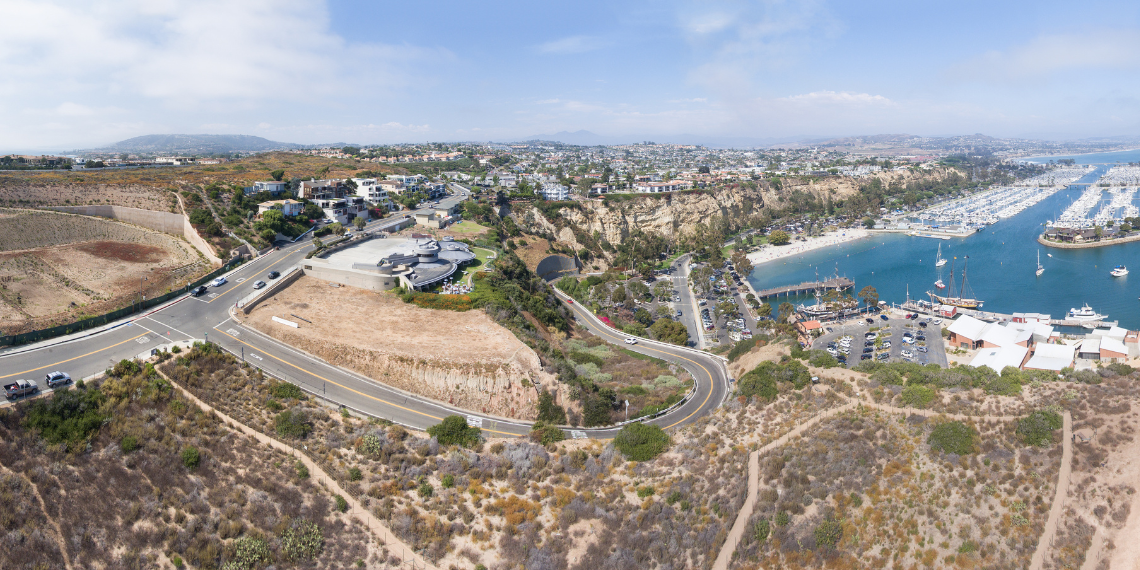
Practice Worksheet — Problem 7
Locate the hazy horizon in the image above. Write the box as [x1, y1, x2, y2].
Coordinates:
[3, 0, 1140, 152]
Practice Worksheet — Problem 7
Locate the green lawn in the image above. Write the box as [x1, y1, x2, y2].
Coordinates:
[454, 246, 497, 285]
[448, 220, 488, 234]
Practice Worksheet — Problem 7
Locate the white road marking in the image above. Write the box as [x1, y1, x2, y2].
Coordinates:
[571, 430, 587, 439]
[227, 328, 241, 336]
[208, 293, 218, 299]
[466, 415, 483, 428]
[136, 336, 150, 344]
[250, 353, 263, 361]
[236, 278, 246, 283]
[141, 317, 193, 340]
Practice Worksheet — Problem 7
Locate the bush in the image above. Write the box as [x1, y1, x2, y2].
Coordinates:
[442, 474, 455, 488]
[334, 495, 348, 513]
[807, 350, 839, 369]
[529, 423, 566, 446]
[348, 467, 362, 481]
[737, 359, 811, 401]
[427, 415, 481, 447]
[23, 386, 108, 450]
[900, 385, 936, 408]
[755, 519, 770, 542]
[418, 481, 434, 497]
[536, 390, 567, 424]
[231, 536, 270, 568]
[727, 337, 761, 362]
[271, 382, 305, 400]
[775, 511, 790, 526]
[637, 486, 655, 498]
[814, 518, 843, 549]
[985, 374, 1022, 396]
[120, 435, 138, 453]
[172, 554, 183, 568]
[295, 461, 309, 479]
[1017, 409, 1063, 447]
[280, 519, 323, 561]
[665, 490, 683, 505]
[613, 422, 670, 461]
[927, 421, 978, 455]
[275, 409, 313, 439]
[181, 446, 200, 469]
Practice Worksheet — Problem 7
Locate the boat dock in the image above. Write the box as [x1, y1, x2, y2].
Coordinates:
[897, 301, 1119, 329]
[756, 277, 855, 300]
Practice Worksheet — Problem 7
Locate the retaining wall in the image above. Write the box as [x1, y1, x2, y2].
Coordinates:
[536, 254, 579, 281]
[240, 266, 304, 314]
[50, 205, 222, 264]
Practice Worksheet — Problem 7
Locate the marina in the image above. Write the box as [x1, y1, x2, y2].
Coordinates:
[754, 277, 854, 300]
[748, 165, 1140, 330]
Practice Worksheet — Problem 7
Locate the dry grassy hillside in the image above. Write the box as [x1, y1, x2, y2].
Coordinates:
[0, 356, 382, 569]
[0, 209, 208, 335]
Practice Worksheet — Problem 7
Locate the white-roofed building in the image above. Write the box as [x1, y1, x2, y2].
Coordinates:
[947, 315, 989, 349]
[1101, 336, 1128, 362]
[969, 345, 1029, 373]
[1078, 338, 1101, 360]
[1023, 343, 1076, 372]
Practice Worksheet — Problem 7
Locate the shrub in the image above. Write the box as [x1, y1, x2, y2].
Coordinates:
[271, 382, 305, 400]
[1017, 409, 1063, 447]
[181, 446, 200, 469]
[529, 423, 566, 446]
[737, 359, 810, 401]
[755, 519, 770, 542]
[637, 486, 655, 498]
[295, 461, 309, 479]
[814, 518, 844, 549]
[613, 422, 670, 461]
[442, 474, 455, 488]
[275, 409, 313, 439]
[807, 350, 839, 369]
[427, 415, 481, 447]
[23, 386, 108, 450]
[172, 554, 183, 568]
[900, 385, 936, 408]
[666, 490, 683, 505]
[280, 519, 323, 561]
[334, 495, 348, 513]
[170, 345, 182, 354]
[776, 511, 790, 526]
[230, 536, 270, 568]
[536, 390, 567, 424]
[727, 337, 761, 362]
[265, 398, 283, 411]
[927, 421, 978, 455]
[348, 467, 362, 481]
[418, 482, 433, 498]
[120, 435, 138, 453]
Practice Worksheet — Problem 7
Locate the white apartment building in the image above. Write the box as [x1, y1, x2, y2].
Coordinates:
[352, 178, 395, 212]
[313, 196, 369, 225]
[633, 181, 686, 193]
[245, 180, 288, 196]
[539, 184, 570, 201]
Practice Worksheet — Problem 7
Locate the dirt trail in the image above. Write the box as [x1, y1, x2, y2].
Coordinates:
[1030, 411, 1073, 570]
[0, 462, 73, 570]
[157, 369, 439, 570]
[713, 392, 1053, 569]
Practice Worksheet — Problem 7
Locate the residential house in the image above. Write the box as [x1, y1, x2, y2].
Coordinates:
[245, 180, 288, 196]
[539, 184, 570, 201]
[313, 196, 369, 225]
[257, 199, 304, 218]
[299, 179, 351, 200]
[633, 181, 686, 193]
[352, 178, 395, 212]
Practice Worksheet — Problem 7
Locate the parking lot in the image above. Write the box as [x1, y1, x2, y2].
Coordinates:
[809, 313, 949, 368]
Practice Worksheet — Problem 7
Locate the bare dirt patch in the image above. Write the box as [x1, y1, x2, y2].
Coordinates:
[76, 240, 167, 263]
[240, 275, 556, 419]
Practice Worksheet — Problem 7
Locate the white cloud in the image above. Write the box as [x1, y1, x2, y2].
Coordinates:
[537, 35, 603, 55]
[778, 91, 893, 106]
[0, 0, 448, 149]
[948, 30, 1140, 84]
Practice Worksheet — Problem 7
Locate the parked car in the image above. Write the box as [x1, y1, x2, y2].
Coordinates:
[865, 318, 875, 324]
[901, 350, 914, 359]
[252, 280, 267, 290]
[212, 277, 227, 287]
[917, 346, 929, 353]
[880, 314, 889, 321]
[45, 372, 71, 388]
[190, 285, 208, 297]
[860, 354, 872, 360]
[919, 321, 928, 328]
[4, 379, 38, 400]
[268, 271, 281, 279]
[933, 318, 943, 324]
[881, 341, 892, 349]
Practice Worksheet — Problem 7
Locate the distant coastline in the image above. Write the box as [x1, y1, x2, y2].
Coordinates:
[1037, 233, 1140, 249]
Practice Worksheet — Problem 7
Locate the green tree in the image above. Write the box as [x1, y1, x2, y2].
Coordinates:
[863, 216, 876, 229]
[613, 422, 670, 461]
[858, 285, 879, 308]
[756, 303, 772, 318]
[182, 445, 201, 469]
[536, 390, 567, 424]
[270, 169, 286, 181]
[777, 302, 794, 323]
[353, 216, 366, 231]
[650, 318, 689, 345]
[427, 415, 481, 447]
[768, 230, 790, 246]
[611, 285, 627, 304]
[261, 209, 285, 233]
[329, 222, 346, 236]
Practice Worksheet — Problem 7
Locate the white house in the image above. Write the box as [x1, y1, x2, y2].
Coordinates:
[539, 184, 570, 201]
[246, 180, 287, 196]
[352, 178, 394, 212]
[633, 181, 686, 193]
[258, 199, 304, 217]
[313, 196, 369, 225]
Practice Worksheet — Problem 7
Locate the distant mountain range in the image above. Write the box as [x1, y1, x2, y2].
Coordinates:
[79, 134, 303, 155]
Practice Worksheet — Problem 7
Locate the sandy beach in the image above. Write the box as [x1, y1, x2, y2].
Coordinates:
[746, 228, 870, 268]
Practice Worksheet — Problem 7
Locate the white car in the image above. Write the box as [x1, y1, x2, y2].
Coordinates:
[625, 338, 638, 345]
[901, 350, 914, 359]
[933, 318, 943, 325]
[212, 277, 227, 287]
[252, 280, 267, 290]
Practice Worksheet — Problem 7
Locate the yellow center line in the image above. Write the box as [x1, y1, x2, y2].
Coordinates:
[1, 332, 150, 379]
[211, 327, 522, 437]
[566, 302, 715, 430]
[207, 245, 309, 304]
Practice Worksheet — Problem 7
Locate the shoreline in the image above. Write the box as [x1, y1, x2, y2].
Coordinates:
[746, 228, 870, 268]
[1038, 233, 1140, 249]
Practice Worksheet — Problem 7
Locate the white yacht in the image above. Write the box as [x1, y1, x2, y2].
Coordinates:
[935, 243, 947, 267]
[1111, 265, 1129, 277]
[1068, 304, 1107, 321]
[1036, 250, 1044, 277]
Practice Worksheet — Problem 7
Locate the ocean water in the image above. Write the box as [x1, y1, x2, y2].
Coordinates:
[1021, 148, 1140, 165]
[748, 168, 1140, 328]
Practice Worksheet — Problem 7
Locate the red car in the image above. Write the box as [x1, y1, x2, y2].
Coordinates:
[566, 299, 573, 304]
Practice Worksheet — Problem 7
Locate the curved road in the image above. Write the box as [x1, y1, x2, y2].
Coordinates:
[1, 242, 728, 439]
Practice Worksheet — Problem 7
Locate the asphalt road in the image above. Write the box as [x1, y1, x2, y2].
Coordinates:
[2, 239, 727, 439]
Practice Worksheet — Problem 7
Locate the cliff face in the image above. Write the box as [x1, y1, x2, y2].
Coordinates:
[514, 184, 767, 252]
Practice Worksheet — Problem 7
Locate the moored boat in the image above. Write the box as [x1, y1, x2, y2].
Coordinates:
[1111, 265, 1128, 277]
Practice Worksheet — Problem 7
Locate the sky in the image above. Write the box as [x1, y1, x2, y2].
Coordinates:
[3, 0, 1140, 151]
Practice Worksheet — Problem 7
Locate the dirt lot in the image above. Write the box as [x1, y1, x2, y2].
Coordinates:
[240, 276, 556, 419]
[0, 209, 208, 334]
[0, 182, 173, 211]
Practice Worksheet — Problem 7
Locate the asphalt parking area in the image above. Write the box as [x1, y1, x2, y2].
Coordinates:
[809, 314, 948, 368]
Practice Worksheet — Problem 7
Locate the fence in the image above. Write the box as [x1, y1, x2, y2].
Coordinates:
[0, 259, 242, 348]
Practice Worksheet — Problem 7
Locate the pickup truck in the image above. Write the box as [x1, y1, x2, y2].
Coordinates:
[5, 379, 39, 400]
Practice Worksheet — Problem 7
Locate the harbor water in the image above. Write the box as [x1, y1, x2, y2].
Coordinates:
[748, 166, 1140, 329]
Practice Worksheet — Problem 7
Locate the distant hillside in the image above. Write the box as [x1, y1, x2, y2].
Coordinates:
[82, 134, 302, 155]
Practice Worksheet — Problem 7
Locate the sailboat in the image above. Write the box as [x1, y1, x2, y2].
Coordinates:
[1036, 250, 1044, 277]
[928, 257, 984, 309]
[935, 243, 947, 268]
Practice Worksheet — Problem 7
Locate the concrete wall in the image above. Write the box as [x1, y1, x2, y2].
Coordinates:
[535, 254, 579, 281]
[240, 266, 304, 314]
[301, 259, 402, 292]
[50, 205, 222, 265]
